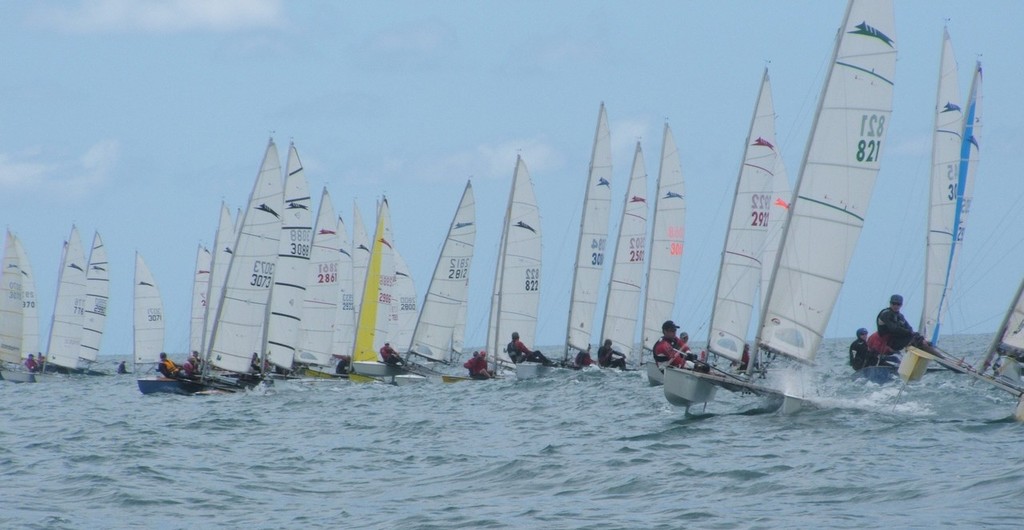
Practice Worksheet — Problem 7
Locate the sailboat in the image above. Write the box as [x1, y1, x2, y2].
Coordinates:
[331, 213, 356, 367]
[77, 232, 109, 370]
[665, 0, 898, 410]
[200, 203, 235, 357]
[295, 188, 344, 377]
[0, 231, 35, 382]
[350, 198, 404, 380]
[391, 248, 417, 352]
[564, 103, 613, 363]
[598, 142, 648, 369]
[486, 156, 543, 379]
[639, 124, 686, 384]
[43, 226, 89, 374]
[14, 235, 39, 360]
[695, 68, 785, 391]
[897, 45, 984, 382]
[403, 181, 476, 381]
[264, 143, 313, 375]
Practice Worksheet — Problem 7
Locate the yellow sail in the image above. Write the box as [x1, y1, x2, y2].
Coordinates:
[353, 200, 388, 363]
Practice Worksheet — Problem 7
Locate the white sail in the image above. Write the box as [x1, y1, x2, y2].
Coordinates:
[352, 198, 395, 363]
[708, 70, 781, 363]
[761, 153, 792, 316]
[486, 156, 542, 365]
[0, 231, 24, 364]
[758, 0, 897, 364]
[640, 125, 686, 358]
[264, 143, 312, 370]
[392, 248, 417, 352]
[565, 103, 613, 355]
[46, 226, 88, 370]
[351, 202, 371, 328]
[408, 181, 476, 363]
[202, 203, 234, 354]
[78, 232, 109, 364]
[331, 214, 355, 358]
[189, 245, 211, 355]
[207, 140, 284, 374]
[13, 236, 38, 356]
[133, 252, 164, 369]
[296, 188, 342, 368]
[599, 143, 648, 364]
[981, 278, 1024, 373]
[921, 34, 981, 345]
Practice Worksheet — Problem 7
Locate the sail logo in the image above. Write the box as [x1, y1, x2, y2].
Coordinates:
[775, 198, 790, 209]
[287, 201, 310, 210]
[339, 248, 351, 257]
[969, 135, 980, 149]
[140, 281, 154, 287]
[753, 137, 775, 150]
[454, 222, 474, 229]
[318, 228, 336, 235]
[198, 270, 210, 275]
[69, 263, 84, 272]
[396, 271, 409, 278]
[849, 21, 893, 47]
[256, 203, 280, 218]
[515, 221, 536, 233]
[91, 265, 106, 271]
[597, 178, 610, 187]
[664, 191, 684, 200]
[357, 244, 370, 252]
[629, 196, 646, 203]
[224, 246, 233, 255]
[379, 238, 392, 249]
[942, 102, 961, 113]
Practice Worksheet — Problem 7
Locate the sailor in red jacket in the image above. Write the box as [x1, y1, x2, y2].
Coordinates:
[463, 351, 493, 379]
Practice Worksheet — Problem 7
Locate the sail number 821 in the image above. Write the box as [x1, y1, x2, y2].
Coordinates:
[856, 114, 885, 162]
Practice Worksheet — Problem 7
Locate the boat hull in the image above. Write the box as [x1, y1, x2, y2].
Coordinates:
[137, 377, 213, 395]
[0, 370, 37, 383]
[852, 365, 897, 384]
[352, 361, 405, 377]
[645, 363, 664, 386]
[515, 362, 550, 380]
[663, 366, 718, 407]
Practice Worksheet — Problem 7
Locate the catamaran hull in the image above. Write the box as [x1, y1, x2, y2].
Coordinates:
[0, 370, 37, 383]
[852, 366, 897, 384]
[515, 362, 550, 380]
[352, 361, 406, 377]
[137, 377, 214, 395]
[663, 366, 718, 407]
[646, 363, 664, 386]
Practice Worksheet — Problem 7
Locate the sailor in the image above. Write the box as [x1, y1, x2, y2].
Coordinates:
[652, 321, 682, 365]
[849, 328, 873, 370]
[873, 294, 925, 365]
[158, 352, 182, 378]
[116, 360, 128, 374]
[380, 342, 404, 367]
[24, 354, 40, 373]
[574, 346, 596, 368]
[597, 339, 626, 370]
[463, 351, 494, 379]
[507, 332, 552, 365]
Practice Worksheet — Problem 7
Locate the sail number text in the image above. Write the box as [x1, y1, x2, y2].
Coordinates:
[856, 114, 885, 162]
[448, 257, 471, 280]
[317, 262, 337, 284]
[288, 229, 312, 257]
[751, 193, 771, 227]
[251, 260, 275, 288]
[629, 237, 645, 263]
[524, 268, 540, 291]
[591, 238, 606, 266]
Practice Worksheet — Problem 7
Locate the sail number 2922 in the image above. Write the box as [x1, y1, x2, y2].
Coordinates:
[856, 114, 885, 162]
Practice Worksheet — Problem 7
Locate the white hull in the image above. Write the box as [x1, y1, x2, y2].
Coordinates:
[515, 362, 550, 380]
[0, 370, 37, 383]
[393, 374, 427, 386]
[663, 366, 718, 407]
[645, 363, 664, 386]
[351, 361, 405, 378]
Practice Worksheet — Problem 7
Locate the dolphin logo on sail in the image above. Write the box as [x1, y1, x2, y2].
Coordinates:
[942, 102, 961, 113]
[753, 137, 775, 150]
[357, 244, 370, 253]
[515, 221, 536, 233]
[629, 196, 646, 203]
[287, 201, 309, 210]
[318, 228, 336, 235]
[663, 191, 684, 200]
[849, 21, 894, 48]
[139, 281, 154, 287]
[454, 222, 474, 229]
[396, 271, 409, 278]
[968, 135, 979, 149]
[91, 265, 106, 272]
[339, 248, 351, 258]
[379, 237, 392, 249]
[597, 178, 610, 187]
[256, 203, 280, 218]
[775, 198, 790, 209]
[224, 246, 233, 255]
[69, 263, 84, 272]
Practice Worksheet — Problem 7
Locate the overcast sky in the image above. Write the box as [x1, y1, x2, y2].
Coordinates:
[2, 0, 1022, 359]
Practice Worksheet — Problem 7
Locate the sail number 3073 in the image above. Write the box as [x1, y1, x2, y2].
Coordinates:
[856, 114, 885, 162]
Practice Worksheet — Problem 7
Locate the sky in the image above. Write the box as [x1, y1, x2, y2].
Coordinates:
[2, 0, 1023, 360]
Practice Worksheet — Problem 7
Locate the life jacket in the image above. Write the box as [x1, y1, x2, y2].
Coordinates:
[866, 332, 892, 355]
[160, 359, 178, 377]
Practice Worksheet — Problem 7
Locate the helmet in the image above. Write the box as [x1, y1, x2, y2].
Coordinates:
[890, 294, 903, 305]
[512, 332, 520, 339]
[857, 328, 868, 336]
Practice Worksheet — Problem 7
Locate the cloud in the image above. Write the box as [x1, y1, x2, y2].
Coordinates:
[355, 21, 457, 70]
[32, 0, 283, 34]
[0, 140, 120, 200]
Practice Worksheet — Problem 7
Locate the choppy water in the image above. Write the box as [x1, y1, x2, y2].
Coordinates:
[3, 334, 1022, 529]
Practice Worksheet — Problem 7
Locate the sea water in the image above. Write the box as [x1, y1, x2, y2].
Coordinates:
[2, 334, 1022, 529]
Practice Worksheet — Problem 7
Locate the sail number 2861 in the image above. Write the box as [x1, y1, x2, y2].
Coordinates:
[856, 114, 885, 162]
